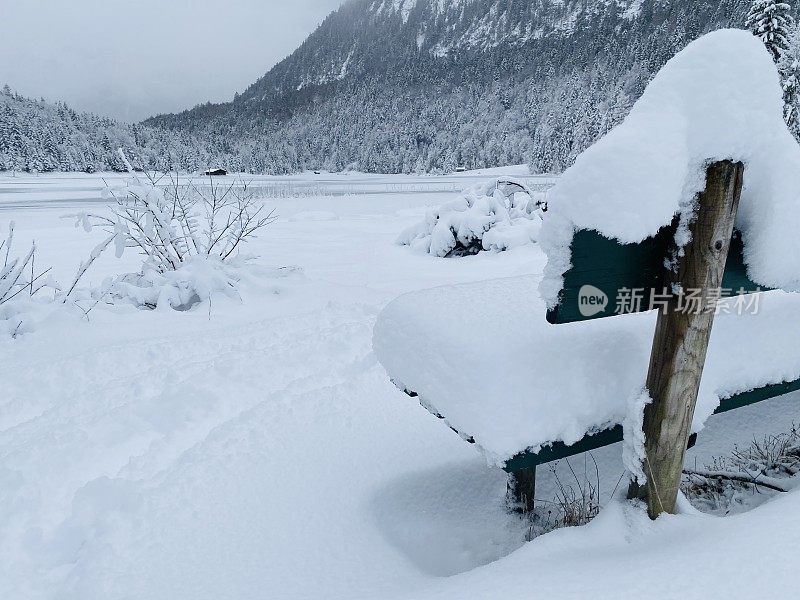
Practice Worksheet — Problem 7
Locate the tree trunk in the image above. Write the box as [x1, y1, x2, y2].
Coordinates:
[630, 160, 744, 519]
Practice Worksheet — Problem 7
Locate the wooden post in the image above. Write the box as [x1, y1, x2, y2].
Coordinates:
[507, 467, 536, 514]
[629, 160, 744, 519]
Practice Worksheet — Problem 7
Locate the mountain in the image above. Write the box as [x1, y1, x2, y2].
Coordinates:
[0, 1, 773, 174]
[145, 0, 757, 174]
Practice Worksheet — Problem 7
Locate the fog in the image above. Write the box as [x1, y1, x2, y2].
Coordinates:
[0, 0, 344, 122]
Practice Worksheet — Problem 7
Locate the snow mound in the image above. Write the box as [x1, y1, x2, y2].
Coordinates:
[397, 178, 545, 257]
[540, 29, 800, 307]
[106, 255, 249, 311]
[374, 277, 800, 465]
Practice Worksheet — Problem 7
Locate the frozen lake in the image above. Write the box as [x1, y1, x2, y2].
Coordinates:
[0, 168, 558, 210]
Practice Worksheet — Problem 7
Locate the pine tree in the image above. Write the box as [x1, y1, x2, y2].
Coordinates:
[779, 23, 800, 138]
[746, 2, 799, 136]
[746, 1, 794, 62]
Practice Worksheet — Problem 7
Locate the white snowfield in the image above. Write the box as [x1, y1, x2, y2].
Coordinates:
[2, 169, 800, 599]
[541, 28, 800, 306]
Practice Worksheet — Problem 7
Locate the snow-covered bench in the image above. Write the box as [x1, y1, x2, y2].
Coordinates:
[375, 29, 800, 512]
[373, 276, 800, 509]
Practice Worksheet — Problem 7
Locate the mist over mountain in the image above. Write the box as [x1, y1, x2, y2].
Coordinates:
[144, 0, 754, 174]
[2, 1, 766, 173]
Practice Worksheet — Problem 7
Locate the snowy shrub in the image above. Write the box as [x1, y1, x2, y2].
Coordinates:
[0, 222, 59, 336]
[1, 222, 41, 306]
[397, 177, 546, 257]
[108, 256, 249, 311]
[72, 150, 275, 311]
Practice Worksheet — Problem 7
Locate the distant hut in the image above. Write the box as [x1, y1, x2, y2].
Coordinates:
[204, 168, 228, 176]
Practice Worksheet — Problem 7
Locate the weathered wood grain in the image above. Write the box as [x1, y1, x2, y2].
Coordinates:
[631, 160, 745, 519]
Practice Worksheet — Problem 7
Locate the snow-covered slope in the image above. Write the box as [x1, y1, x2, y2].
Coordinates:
[201, 0, 753, 105]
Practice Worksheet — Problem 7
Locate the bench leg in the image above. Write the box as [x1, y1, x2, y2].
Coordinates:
[507, 467, 536, 514]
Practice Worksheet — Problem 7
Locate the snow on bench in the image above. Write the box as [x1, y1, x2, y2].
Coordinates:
[373, 276, 800, 468]
[374, 30, 800, 512]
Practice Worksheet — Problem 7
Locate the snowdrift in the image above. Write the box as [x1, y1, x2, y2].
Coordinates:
[397, 178, 545, 257]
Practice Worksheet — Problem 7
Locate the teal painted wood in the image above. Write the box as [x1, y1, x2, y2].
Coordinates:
[546, 228, 766, 325]
[503, 425, 625, 472]
[501, 378, 800, 473]
[713, 378, 800, 414]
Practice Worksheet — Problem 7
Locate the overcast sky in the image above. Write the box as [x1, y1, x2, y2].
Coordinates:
[0, 0, 344, 122]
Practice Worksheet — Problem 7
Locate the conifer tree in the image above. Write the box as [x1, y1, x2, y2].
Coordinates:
[746, 2, 799, 136]
[778, 23, 800, 138]
[746, 1, 794, 61]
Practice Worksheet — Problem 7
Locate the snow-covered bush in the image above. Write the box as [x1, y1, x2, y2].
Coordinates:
[0, 222, 59, 336]
[545, 459, 601, 528]
[397, 177, 545, 257]
[72, 150, 275, 311]
[518, 457, 603, 541]
[108, 256, 250, 311]
[1, 222, 40, 306]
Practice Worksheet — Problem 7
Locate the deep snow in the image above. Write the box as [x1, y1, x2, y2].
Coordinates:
[1, 171, 800, 600]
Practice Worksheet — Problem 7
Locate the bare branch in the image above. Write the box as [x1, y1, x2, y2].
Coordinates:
[683, 468, 789, 493]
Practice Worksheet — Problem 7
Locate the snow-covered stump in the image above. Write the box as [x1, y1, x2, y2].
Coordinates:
[629, 160, 744, 519]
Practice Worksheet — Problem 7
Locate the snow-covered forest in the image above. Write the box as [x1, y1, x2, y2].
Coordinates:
[5, 0, 800, 175]
[0, 87, 221, 173]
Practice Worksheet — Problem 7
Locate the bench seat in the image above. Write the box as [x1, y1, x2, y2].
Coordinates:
[373, 275, 800, 469]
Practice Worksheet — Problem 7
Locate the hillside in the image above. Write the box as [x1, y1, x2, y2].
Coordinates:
[0, 86, 217, 173]
[1, 1, 774, 174]
[146, 0, 756, 173]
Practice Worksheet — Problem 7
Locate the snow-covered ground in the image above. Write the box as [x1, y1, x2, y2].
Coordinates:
[1, 171, 799, 599]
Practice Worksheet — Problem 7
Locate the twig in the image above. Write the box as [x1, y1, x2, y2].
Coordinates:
[2, 268, 53, 304]
[63, 235, 115, 299]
